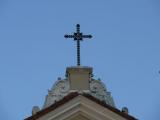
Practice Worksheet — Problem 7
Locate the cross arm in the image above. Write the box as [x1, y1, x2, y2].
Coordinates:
[64, 34, 75, 38]
[82, 35, 92, 39]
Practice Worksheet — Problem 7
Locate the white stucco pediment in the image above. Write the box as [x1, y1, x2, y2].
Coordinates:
[38, 95, 129, 120]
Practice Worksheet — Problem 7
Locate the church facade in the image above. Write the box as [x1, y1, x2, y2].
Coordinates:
[24, 25, 137, 120]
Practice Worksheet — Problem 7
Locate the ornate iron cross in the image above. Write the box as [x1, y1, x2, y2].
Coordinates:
[64, 24, 92, 66]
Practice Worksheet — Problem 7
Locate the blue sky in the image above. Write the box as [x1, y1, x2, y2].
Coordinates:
[0, 0, 160, 120]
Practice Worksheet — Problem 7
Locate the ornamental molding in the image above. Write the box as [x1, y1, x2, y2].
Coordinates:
[43, 78, 115, 109]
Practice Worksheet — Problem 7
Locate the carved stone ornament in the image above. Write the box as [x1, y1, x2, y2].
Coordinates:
[90, 79, 115, 107]
[43, 78, 115, 109]
[43, 79, 70, 108]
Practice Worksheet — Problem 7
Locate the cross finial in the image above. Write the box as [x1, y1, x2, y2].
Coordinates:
[64, 24, 92, 66]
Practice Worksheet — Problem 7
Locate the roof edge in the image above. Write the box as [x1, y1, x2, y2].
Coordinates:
[24, 92, 137, 120]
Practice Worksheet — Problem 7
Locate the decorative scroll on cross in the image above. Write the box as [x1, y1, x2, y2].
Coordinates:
[64, 24, 92, 66]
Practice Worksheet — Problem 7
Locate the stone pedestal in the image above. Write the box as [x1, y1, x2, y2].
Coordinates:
[66, 66, 92, 91]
